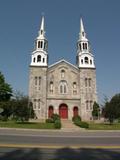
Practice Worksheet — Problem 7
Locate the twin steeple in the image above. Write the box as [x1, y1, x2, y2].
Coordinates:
[30, 17, 95, 69]
[77, 18, 95, 68]
[30, 16, 48, 66]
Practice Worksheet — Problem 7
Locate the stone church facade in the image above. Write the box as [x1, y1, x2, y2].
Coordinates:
[29, 17, 97, 121]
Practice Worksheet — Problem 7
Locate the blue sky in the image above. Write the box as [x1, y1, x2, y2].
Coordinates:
[0, 0, 120, 104]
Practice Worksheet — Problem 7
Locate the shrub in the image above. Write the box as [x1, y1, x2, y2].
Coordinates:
[75, 121, 89, 128]
[51, 114, 60, 122]
[72, 115, 81, 122]
[54, 120, 61, 129]
[46, 118, 54, 123]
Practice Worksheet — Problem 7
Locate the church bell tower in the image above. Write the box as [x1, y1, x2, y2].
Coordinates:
[29, 16, 48, 120]
[77, 18, 97, 121]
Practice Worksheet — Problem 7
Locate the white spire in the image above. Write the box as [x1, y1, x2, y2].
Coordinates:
[79, 18, 87, 41]
[77, 18, 95, 68]
[38, 16, 45, 38]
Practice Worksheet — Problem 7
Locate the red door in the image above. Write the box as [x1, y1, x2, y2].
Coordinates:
[48, 106, 53, 118]
[73, 107, 78, 117]
[59, 104, 68, 119]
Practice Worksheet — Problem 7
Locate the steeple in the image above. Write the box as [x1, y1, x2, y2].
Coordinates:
[79, 18, 88, 41]
[38, 16, 45, 39]
[76, 18, 95, 68]
[30, 16, 48, 66]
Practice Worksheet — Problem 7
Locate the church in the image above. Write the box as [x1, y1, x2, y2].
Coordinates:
[28, 17, 97, 121]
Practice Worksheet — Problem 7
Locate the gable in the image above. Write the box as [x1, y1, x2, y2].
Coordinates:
[48, 59, 79, 72]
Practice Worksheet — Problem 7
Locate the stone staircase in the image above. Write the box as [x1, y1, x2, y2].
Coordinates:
[61, 119, 84, 131]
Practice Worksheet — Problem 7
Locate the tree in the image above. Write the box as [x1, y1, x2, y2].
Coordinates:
[92, 102, 100, 120]
[104, 93, 120, 124]
[13, 96, 35, 122]
[0, 72, 12, 101]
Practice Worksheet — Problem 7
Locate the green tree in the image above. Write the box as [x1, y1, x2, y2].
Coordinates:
[0, 72, 12, 101]
[92, 102, 100, 120]
[104, 93, 120, 124]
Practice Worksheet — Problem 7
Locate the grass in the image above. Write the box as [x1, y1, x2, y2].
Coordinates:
[0, 121, 55, 129]
[88, 123, 120, 130]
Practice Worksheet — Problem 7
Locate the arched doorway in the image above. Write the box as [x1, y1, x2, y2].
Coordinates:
[73, 106, 78, 117]
[48, 106, 54, 118]
[59, 104, 68, 119]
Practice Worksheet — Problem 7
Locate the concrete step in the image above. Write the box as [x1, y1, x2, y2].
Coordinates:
[61, 119, 84, 131]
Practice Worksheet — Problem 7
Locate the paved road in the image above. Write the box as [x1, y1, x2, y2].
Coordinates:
[0, 128, 120, 160]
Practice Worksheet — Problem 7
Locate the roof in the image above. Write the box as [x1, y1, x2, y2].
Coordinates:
[48, 59, 78, 70]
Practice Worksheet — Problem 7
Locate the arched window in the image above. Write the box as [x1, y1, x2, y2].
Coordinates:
[40, 41, 43, 48]
[73, 82, 77, 95]
[86, 101, 89, 110]
[90, 101, 93, 110]
[85, 57, 89, 64]
[79, 44, 81, 51]
[34, 99, 37, 109]
[90, 60, 92, 64]
[37, 55, 41, 62]
[73, 82, 77, 89]
[59, 81, 68, 94]
[81, 59, 83, 64]
[35, 76, 37, 85]
[85, 43, 87, 49]
[39, 77, 41, 85]
[48, 106, 54, 118]
[83, 43, 85, 49]
[50, 81, 53, 93]
[33, 57, 36, 62]
[85, 78, 87, 87]
[89, 78, 91, 87]
[61, 70, 65, 78]
[38, 41, 40, 48]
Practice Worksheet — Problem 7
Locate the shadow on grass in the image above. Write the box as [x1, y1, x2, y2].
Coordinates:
[0, 147, 120, 160]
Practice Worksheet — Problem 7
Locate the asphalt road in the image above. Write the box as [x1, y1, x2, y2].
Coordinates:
[0, 128, 120, 160]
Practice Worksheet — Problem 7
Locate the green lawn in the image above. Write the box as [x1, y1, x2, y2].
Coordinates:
[88, 123, 120, 130]
[0, 121, 55, 129]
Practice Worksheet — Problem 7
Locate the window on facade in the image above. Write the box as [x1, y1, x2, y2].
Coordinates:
[61, 70, 65, 78]
[38, 41, 40, 48]
[37, 55, 41, 62]
[86, 101, 89, 110]
[85, 78, 87, 87]
[34, 99, 36, 109]
[33, 57, 36, 62]
[85, 57, 89, 64]
[73, 82, 77, 89]
[38, 99, 40, 110]
[35, 77, 37, 85]
[59, 81, 68, 94]
[90, 101, 93, 110]
[39, 77, 41, 86]
[50, 81, 53, 93]
[89, 78, 91, 87]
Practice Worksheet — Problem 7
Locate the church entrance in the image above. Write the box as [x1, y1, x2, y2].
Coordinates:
[48, 106, 54, 118]
[59, 104, 68, 119]
[73, 106, 78, 117]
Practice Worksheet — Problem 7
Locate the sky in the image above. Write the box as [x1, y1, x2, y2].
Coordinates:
[0, 0, 120, 104]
